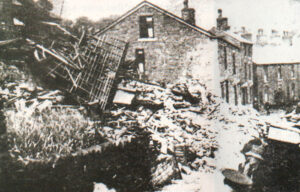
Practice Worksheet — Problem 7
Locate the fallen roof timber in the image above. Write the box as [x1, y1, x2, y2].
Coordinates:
[0, 39, 22, 46]
[33, 35, 128, 110]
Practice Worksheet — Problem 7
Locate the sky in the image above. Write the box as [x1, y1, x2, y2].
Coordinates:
[51, 0, 300, 34]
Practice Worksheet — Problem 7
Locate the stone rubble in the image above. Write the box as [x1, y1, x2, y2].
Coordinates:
[106, 79, 267, 189]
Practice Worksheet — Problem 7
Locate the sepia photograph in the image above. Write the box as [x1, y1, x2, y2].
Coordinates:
[0, 0, 299, 191]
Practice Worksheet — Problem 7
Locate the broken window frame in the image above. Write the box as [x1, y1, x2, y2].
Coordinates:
[139, 15, 154, 39]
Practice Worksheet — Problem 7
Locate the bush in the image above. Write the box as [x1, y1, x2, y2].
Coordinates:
[5, 101, 104, 163]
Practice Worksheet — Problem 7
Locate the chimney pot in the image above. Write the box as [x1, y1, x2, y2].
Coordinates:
[218, 9, 222, 18]
[241, 26, 246, 33]
[216, 9, 230, 31]
[182, 0, 195, 25]
[184, 0, 188, 8]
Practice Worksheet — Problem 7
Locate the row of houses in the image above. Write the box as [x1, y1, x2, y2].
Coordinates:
[1, 0, 299, 110]
[95, 0, 300, 109]
[95, 0, 254, 107]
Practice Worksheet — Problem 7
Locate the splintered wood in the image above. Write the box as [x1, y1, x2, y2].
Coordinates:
[34, 35, 128, 110]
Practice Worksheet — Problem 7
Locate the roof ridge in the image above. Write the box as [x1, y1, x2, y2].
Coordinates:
[94, 1, 213, 37]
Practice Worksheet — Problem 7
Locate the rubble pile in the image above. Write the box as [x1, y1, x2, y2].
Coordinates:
[283, 103, 300, 126]
[106, 79, 267, 189]
[105, 79, 218, 187]
[158, 103, 267, 191]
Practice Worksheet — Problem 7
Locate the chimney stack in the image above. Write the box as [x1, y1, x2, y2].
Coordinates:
[181, 0, 195, 25]
[282, 30, 293, 46]
[216, 9, 230, 31]
[241, 26, 246, 33]
[240, 27, 252, 41]
[256, 28, 268, 46]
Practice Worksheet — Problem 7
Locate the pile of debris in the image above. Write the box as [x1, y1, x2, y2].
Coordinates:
[103, 79, 218, 187]
[157, 101, 267, 191]
[103, 78, 268, 189]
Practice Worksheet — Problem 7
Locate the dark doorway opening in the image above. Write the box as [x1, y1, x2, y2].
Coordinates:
[135, 49, 145, 80]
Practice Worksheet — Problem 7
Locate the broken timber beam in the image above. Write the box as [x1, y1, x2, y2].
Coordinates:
[0, 38, 22, 47]
[27, 39, 80, 70]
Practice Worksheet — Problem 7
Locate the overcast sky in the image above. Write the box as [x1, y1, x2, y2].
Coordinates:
[52, 0, 300, 34]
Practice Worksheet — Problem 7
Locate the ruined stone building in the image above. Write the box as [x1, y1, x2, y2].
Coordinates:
[95, 0, 254, 106]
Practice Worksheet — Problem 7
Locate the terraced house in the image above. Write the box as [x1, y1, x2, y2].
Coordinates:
[253, 41, 300, 108]
[95, 0, 254, 106]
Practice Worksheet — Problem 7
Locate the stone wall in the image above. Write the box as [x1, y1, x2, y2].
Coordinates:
[254, 63, 300, 107]
[98, 3, 254, 104]
[98, 4, 218, 85]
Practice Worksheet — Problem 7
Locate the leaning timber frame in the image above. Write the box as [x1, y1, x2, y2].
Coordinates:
[34, 35, 128, 110]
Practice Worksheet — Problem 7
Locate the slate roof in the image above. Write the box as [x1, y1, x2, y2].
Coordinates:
[95, 1, 213, 37]
[253, 45, 300, 65]
[94, 1, 252, 48]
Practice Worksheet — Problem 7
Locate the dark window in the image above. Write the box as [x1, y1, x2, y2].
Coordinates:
[244, 44, 248, 56]
[225, 80, 229, 103]
[139, 16, 154, 38]
[264, 89, 268, 103]
[232, 53, 236, 74]
[250, 87, 253, 104]
[135, 49, 145, 79]
[234, 85, 238, 105]
[291, 83, 295, 99]
[224, 47, 227, 70]
[248, 45, 252, 56]
[287, 85, 290, 100]
[291, 65, 295, 78]
[278, 65, 282, 79]
[242, 88, 248, 105]
[221, 82, 225, 99]
[264, 66, 268, 82]
[248, 64, 252, 80]
[244, 62, 247, 80]
[244, 44, 252, 56]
